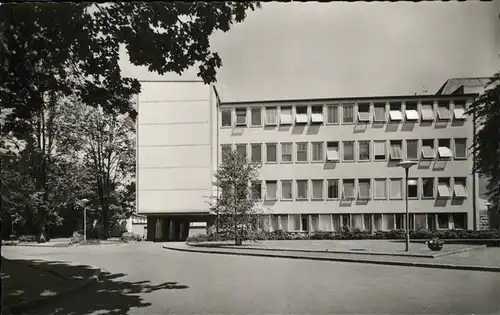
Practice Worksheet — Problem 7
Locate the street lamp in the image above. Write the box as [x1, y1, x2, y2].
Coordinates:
[398, 160, 418, 252]
[77, 198, 90, 241]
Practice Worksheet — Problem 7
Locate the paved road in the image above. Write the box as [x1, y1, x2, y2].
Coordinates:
[3, 243, 500, 314]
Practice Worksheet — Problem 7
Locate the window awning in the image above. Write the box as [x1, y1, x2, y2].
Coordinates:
[343, 184, 355, 199]
[405, 110, 419, 121]
[453, 108, 466, 120]
[421, 146, 435, 159]
[374, 141, 386, 156]
[407, 179, 418, 186]
[357, 112, 370, 122]
[438, 146, 453, 158]
[437, 107, 451, 120]
[421, 108, 434, 121]
[326, 149, 339, 161]
[295, 113, 308, 124]
[389, 144, 402, 160]
[358, 184, 370, 199]
[311, 113, 324, 123]
[389, 110, 403, 121]
[437, 183, 451, 198]
[453, 183, 467, 198]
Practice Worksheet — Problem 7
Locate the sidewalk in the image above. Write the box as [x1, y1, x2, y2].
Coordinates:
[163, 241, 500, 273]
[1, 257, 100, 314]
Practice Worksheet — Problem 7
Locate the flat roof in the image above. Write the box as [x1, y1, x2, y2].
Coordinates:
[219, 93, 478, 106]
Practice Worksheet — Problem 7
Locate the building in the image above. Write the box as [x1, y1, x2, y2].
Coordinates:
[137, 77, 489, 241]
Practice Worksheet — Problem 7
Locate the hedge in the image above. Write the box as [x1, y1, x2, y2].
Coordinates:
[186, 228, 500, 243]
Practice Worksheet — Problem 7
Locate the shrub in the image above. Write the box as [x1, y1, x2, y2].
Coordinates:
[120, 232, 144, 243]
[70, 231, 84, 245]
[18, 235, 37, 243]
[311, 231, 334, 240]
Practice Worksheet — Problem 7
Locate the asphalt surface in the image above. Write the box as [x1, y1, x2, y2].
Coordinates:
[3, 243, 500, 315]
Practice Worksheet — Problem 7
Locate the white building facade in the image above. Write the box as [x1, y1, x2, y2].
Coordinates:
[137, 78, 487, 241]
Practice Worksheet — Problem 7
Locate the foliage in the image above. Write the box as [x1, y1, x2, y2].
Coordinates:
[18, 235, 37, 243]
[186, 228, 500, 243]
[207, 149, 264, 245]
[69, 231, 84, 245]
[120, 232, 144, 243]
[466, 73, 500, 210]
[0, 2, 261, 126]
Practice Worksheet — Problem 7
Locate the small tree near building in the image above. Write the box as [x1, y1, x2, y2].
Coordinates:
[209, 149, 263, 245]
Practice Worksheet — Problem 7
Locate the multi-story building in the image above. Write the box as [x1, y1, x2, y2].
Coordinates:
[137, 77, 489, 241]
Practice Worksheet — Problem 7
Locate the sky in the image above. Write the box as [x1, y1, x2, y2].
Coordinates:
[119, 2, 500, 102]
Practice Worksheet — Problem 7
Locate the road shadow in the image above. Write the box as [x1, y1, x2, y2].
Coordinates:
[2, 258, 188, 315]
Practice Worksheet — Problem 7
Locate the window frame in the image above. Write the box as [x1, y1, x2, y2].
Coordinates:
[265, 107, 278, 126]
[327, 179, 339, 200]
[326, 105, 339, 124]
[250, 143, 262, 163]
[250, 107, 262, 127]
[405, 101, 419, 121]
[437, 177, 451, 199]
[296, 179, 309, 200]
[406, 139, 419, 160]
[421, 139, 436, 159]
[389, 102, 403, 122]
[342, 141, 355, 162]
[295, 106, 309, 125]
[437, 139, 453, 159]
[389, 140, 403, 160]
[422, 177, 435, 199]
[342, 104, 355, 124]
[235, 143, 247, 159]
[357, 103, 371, 123]
[389, 178, 403, 200]
[420, 102, 435, 121]
[279, 107, 293, 125]
[454, 138, 467, 160]
[296, 142, 308, 163]
[437, 101, 451, 121]
[358, 141, 371, 162]
[407, 178, 419, 199]
[373, 103, 386, 122]
[373, 178, 387, 200]
[312, 179, 324, 200]
[373, 140, 387, 161]
[280, 143, 293, 163]
[453, 177, 468, 199]
[326, 141, 340, 161]
[235, 108, 248, 126]
[265, 143, 278, 164]
[265, 180, 277, 200]
[453, 101, 467, 120]
[311, 105, 324, 124]
[342, 179, 356, 200]
[311, 142, 324, 162]
[357, 179, 371, 200]
[281, 180, 293, 200]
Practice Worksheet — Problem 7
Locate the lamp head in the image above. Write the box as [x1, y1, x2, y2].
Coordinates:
[398, 160, 418, 170]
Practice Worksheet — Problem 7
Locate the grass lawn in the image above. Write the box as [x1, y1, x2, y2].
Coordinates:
[1, 258, 78, 309]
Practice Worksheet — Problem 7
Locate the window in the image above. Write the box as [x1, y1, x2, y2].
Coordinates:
[342, 215, 351, 229]
[364, 214, 372, 231]
[389, 140, 403, 160]
[312, 180, 324, 199]
[295, 106, 308, 124]
[421, 102, 434, 121]
[407, 178, 418, 198]
[326, 142, 340, 161]
[352, 214, 363, 230]
[279, 215, 288, 231]
[320, 214, 333, 231]
[235, 108, 247, 126]
[421, 139, 436, 159]
[290, 215, 300, 231]
[281, 180, 293, 200]
[281, 143, 292, 162]
[252, 181, 262, 200]
[221, 144, 232, 163]
[453, 177, 467, 198]
[358, 179, 371, 200]
[374, 103, 386, 122]
[415, 214, 427, 230]
[311, 142, 324, 162]
[405, 102, 419, 121]
[374, 141, 386, 161]
[280, 107, 292, 125]
[266, 143, 277, 163]
[374, 179, 387, 199]
[265, 107, 277, 125]
[221, 109, 232, 127]
[251, 143, 262, 163]
[326, 105, 339, 124]
[453, 101, 466, 120]
[438, 139, 452, 159]
[453, 213, 466, 229]
[311, 106, 324, 124]
[327, 179, 339, 199]
[454, 138, 467, 159]
[437, 178, 451, 198]
[358, 141, 370, 161]
[437, 101, 451, 120]
[390, 178, 402, 199]
[311, 215, 319, 232]
[406, 140, 419, 160]
[438, 214, 449, 229]
[251, 107, 262, 126]
[296, 180, 308, 200]
[357, 103, 370, 122]
[422, 178, 434, 198]
[383, 214, 395, 231]
[342, 104, 354, 123]
[301, 215, 309, 231]
[343, 141, 354, 161]
[265, 181, 277, 200]
[395, 214, 404, 229]
[389, 102, 403, 121]
[296, 142, 308, 162]
[342, 179, 355, 199]
[374, 214, 382, 231]
[236, 144, 247, 158]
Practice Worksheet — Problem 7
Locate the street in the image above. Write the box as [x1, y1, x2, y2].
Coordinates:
[3, 243, 500, 314]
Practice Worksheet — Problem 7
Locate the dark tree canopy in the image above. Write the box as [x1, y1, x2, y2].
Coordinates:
[0, 2, 260, 129]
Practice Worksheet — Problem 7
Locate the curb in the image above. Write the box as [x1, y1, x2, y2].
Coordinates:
[163, 244, 500, 273]
[187, 242, 487, 259]
[2, 261, 101, 315]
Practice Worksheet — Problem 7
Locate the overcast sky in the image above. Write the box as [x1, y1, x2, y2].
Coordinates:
[119, 2, 500, 102]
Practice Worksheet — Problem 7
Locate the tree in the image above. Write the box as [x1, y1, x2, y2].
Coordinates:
[467, 73, 500, 213]
[0, 2, 261, 127]
[208, 150, 264, 245]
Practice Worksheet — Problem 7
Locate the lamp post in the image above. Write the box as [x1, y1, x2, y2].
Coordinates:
[398, 160, 418, 252]
[77, 198, 90, 241]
